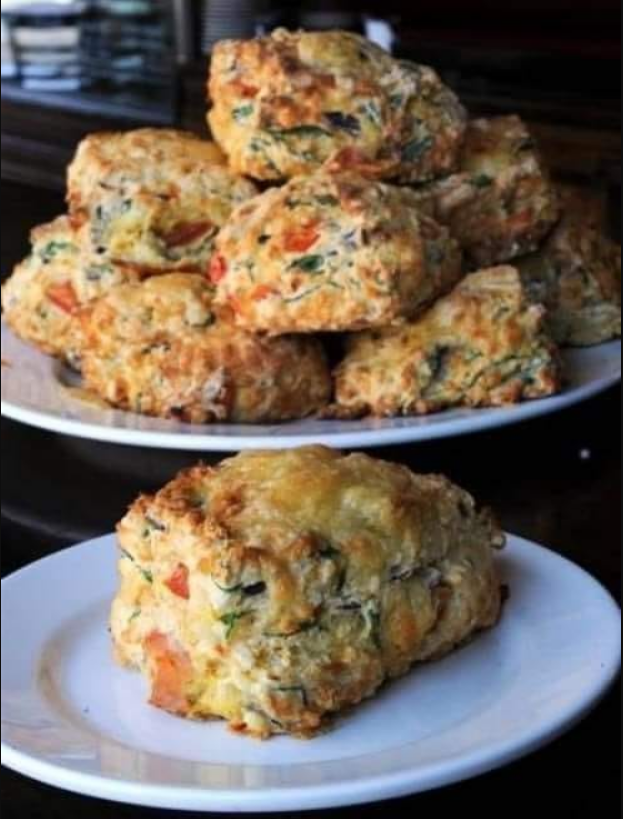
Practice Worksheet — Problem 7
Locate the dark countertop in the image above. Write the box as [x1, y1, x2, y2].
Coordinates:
[1, 181, 621, 817]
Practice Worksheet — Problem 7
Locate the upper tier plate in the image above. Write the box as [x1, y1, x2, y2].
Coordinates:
[1, 322, 620, 451]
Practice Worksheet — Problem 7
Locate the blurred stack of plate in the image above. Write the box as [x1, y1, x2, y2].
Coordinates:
[80, 0, 172, 88]
[201, 0, 258, 54]
[0, 2, 87, 90]
[298, 11, 362, 32]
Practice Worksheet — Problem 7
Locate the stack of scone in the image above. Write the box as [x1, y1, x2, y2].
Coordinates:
[3, 29, 620, 422]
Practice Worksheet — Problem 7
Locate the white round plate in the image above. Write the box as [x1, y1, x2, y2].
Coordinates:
[1, 322, 620, 451]
[1, 534, 620, 812]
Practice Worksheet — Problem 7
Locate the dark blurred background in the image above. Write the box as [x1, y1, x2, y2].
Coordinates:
[1, 0, 620, 192]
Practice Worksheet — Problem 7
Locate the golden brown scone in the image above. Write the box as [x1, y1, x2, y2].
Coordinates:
[210, 172, 463, 334]
[78, 274, 331, 423]
[208, 28, 466, 183]
[333, 266, 561, 417]
[413, 116, 560, 267]
[111, 446, 505, 738]
[1, 216, 139, 364]
[516, 186, 621, 346]
[67, 128, 258, 274]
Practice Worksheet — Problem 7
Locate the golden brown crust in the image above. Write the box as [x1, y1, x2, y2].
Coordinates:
[67, 128, 258, 274]
[412, 116, 560, 267]
[78, 274, 331, 423]
[208, 29, 466, 182]
[332, 266, 562, 417]
[111, 446, 504, 738]
[211, 172, 463, 334]
[1, 216, 140, 363]
[516, 185, 621, 346]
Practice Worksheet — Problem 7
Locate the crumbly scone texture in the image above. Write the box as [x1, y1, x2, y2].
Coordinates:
[332, 266, 562, 418]
[78, 274, 331, 423]
[210, 172, 463, 334]
[412, 116, 560, 267]
[515, 185, 621, 347]
[67, 128, 258, 274]
[111, 446, 505, 738]
[1, 216, 140, 363]
[208, 28, 467, 183]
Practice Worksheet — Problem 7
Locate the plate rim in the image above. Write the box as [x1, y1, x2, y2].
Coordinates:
[1, 326, 621, 450]
[1, 533, 621, 812]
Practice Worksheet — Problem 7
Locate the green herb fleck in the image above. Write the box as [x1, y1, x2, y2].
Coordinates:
[129, 608, 141, 623]
[232, 104, 254, 122]
[362, 600, 382, 648]
[120, 548, 153, 584]
[361, 100, 382, 126]
[264, 620, 319, 638]
[471, 174, 494, 188]
[268, 125, 330, 140]
[289, 255, 325, 274]
[427, 345, 453, 381]
[143, 514, 166, 535]
[324, 111, 361, 135]
[214, 578, 266, 597]
[213, 579, 243, 594]
[337, 600, 362, 611]
[389, 93, 404, 109]
[402, 136, 434, 163]
[219, 611, 250, 639]
[248, 138, 281, 174]
[316, 194, 339, 207]
[283, 285, 323, 304]
[40, 241, 75, 264]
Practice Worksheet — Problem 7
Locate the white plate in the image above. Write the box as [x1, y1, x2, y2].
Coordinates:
[1, 322, 620, 450]
[1, 534, 620, 812]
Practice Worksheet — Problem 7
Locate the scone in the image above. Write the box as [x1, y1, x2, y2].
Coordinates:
[1, 215, 139, 364]
[111, 446, 505, 738]
[333, 266, 561, 417]
[210, 172, 463, 334]
[516, 185, 621, 346]
[208, 28, 466, 182]
[67, 128, 258, 274]
[78, 274, 331, 423]
[413, 116, 560, 267]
